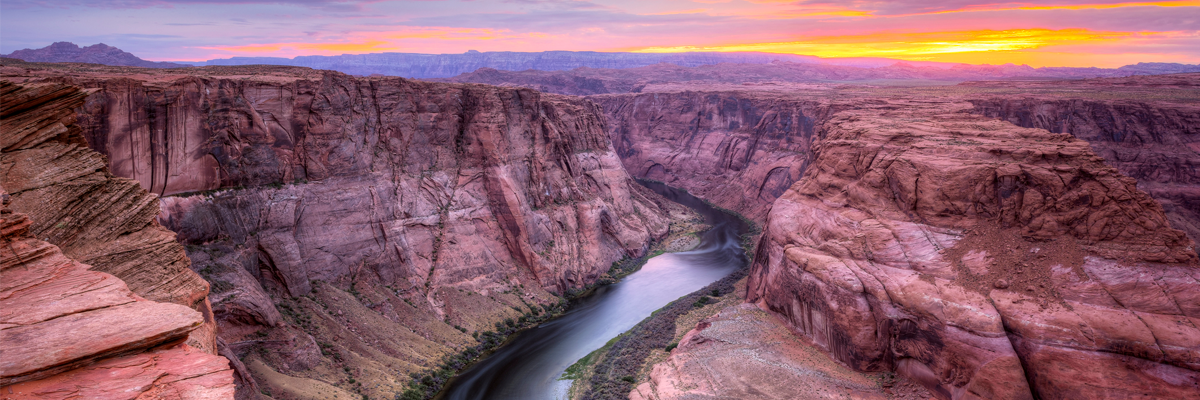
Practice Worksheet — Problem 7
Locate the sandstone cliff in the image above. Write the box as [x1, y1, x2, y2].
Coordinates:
[966, 75, 1200, 249]
[0, 81, 234, 398]
[2, 61, 673, 399]
[593, 90, 840, 222]
[747, 97, 1199, 399]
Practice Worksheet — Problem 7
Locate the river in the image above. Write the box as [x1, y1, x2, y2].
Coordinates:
[438, 181, 749, 400]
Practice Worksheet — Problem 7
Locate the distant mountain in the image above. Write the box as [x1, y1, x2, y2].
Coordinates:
[193, 51, 843, 78]
[437, 62, 1200, 95]
[2, 42, 189, 68]
[194, 50, 1200, 80]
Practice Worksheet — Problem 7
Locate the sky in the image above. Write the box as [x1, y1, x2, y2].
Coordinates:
[1, 0, 1198, 67]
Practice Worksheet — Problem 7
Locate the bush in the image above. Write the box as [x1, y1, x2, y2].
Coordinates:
[665, 342, 678, 352]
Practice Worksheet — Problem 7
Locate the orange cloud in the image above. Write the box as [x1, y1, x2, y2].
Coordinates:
[631, 28, 1145, 66]
[198, 27, 555, 57]
[941, 1, 1200, 13]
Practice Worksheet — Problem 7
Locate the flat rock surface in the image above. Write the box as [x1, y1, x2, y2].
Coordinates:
[631, 303, 931, 400]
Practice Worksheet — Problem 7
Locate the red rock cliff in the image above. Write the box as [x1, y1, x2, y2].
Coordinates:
[747, 96, 1199, 399]
[967, 79, 1200, 249]
[593, 91, 840, 222]
[0, 81, 233, 398]
[4, 63, 673, 398]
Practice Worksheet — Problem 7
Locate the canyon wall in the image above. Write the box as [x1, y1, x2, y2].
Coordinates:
[3, 63, 673, 398]
[593, 91, 840, 222]
[1, 81, 233, 397]
[746, 97, 1199, 399]
[969, 96, 1200, 248]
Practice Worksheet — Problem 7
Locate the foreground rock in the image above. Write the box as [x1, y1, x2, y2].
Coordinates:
[748, 97, 1199, 399]
[631, 303, 930, 400]
[0, 80, 217, 353]
[1, 61, 673, 399]
[0, 81, 233, 397]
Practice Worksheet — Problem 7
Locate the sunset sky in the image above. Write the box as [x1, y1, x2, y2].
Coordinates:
[2, 0, 1197, 67]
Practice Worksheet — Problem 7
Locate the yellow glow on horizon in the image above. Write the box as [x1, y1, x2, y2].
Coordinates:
[631, 29, 1139, 66]
[940, 0, 1200, 14]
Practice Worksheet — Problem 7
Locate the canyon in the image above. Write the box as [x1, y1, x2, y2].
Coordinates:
[2, 56, 1198, 400]
[1, 61, 675, 399]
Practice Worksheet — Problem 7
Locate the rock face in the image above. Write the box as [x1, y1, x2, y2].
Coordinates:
[630, 303, 931, 400]
[594, 91, 839, 222]
[0, 80, 217, 353]
[2, 42, 188, 68]
[0, 81, 234, 398]
[967, 76, 1200, 249]
[2, 62, 673, 398]
[746, 97, 1199, 399]
[64, 68, 670, 295]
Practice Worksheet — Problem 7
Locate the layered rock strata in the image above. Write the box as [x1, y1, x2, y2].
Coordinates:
[967, 76, 1200, 248]
[631, 303, 930, 400]
[747, 97, 1199, 399]
[0, 81, 233, 398]
[0, 80, 216, 352]
[594, 91, 840, 221]
[1, 62, 673, 398]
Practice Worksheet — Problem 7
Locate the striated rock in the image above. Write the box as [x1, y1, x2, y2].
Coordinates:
[746, 97, 1199, 399]
[0, 80, 216, 354]
[967, 76, 1200, 249]
[0, 99, 234, 398]
[2, 343, 234, 399]
[594, 91, 840, 222]
[52, 68, 671, 296]
[0, 81, 233, 397]
[631, 303, 931, 400]
[2, 63, 673, 398]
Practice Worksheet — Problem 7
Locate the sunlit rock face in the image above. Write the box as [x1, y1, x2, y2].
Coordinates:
[747, 96, 1199, 399]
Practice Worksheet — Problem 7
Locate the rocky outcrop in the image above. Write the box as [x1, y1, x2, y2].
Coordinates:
[594, 91, 839, 222]
[60, 69, 670, 295]
[746, 97, 1199, 399]
[967, 77, 1200, 249]
[0, 81, 233, 398]
[0, 80, 217, 353]
[631, 303, 931, 400]
[2, 42, 188, 68]
[2, 63, 673, 398]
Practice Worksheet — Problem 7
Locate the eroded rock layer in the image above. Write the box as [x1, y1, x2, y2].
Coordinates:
[0, 81, 233, 398]
[967, 76, 1200, 248]
[0, 80, 216, 352]
[747, 97, 1199, 399]
[594, 91, 839, 222]
[2, 62, 673, 399]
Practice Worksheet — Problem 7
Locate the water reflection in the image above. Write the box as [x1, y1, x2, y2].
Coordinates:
[438, 182, 747, 400]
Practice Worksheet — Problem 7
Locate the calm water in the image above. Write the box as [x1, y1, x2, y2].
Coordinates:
[438, 182, 748, 400]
